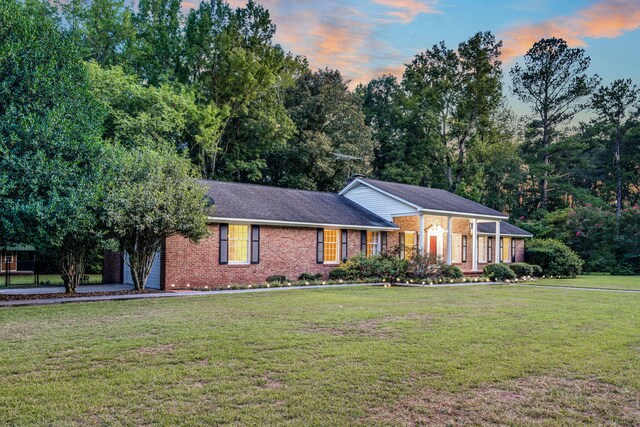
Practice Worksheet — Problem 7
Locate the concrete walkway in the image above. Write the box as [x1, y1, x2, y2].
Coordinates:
[514, 283, 640, 293]
[0, 281, 503, 307]
[0, 284, 134, 295]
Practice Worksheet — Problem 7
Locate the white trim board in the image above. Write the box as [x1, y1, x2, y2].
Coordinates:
[207, 217, 398, 231]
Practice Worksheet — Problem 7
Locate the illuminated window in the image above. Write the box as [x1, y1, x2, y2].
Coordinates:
[366, 231, 380, 257]
[451, 233, 462, 263]
[404, 232, 416, 260]
[502, 237, 511, 263]
[228, 225, 249, 264]
[323, 229, 339, 264]
[478, 237, 487, 263]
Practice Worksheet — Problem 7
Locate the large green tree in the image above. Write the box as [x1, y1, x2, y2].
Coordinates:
[591, 79, 640, 226]
[511, 37, 600, 209]
[272, 68, 375, 191]
[0, 0, 109, 292]
[56, 0, 135, 67]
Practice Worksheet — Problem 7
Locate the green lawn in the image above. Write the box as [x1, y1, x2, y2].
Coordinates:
[2, 273, 103, 287]
[1, 285, 639, 426]
[527, 274, 640, 291]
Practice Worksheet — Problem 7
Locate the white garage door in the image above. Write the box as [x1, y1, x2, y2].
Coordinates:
[123, 252, 162, 290]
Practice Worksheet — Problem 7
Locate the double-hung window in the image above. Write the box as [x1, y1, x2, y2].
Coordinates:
[451, 234, 462, 263]
[228, 224, 250, 264]
[404, 232, 416, 260]
[478, 237, 487, 263]
[323, 229, 340, 264]
[366, 231, 380, 257]
[502, 237, 511, 263]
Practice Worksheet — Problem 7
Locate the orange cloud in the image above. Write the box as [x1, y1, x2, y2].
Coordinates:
[501, 0, 640, 61]
[371, 0, 440, 24]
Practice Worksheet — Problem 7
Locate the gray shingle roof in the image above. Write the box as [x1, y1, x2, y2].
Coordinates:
[200, 180, 397, 229]
[359, 178, 507, 218]
[477, 222, 533, 237]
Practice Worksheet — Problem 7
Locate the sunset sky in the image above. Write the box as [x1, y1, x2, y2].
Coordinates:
[196, 0, 640, 91]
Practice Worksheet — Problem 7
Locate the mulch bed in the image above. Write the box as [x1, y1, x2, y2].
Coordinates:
[0, 289, 163, 301]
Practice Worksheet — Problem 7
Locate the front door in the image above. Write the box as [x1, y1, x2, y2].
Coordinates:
[429, 236, 437, 255]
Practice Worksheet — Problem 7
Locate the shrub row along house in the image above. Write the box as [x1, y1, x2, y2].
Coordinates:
[104, 177, 532, 289]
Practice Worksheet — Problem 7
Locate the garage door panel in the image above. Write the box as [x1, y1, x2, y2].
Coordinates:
[123, 252, 161, 289]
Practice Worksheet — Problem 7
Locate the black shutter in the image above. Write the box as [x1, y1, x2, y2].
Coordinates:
[499, 238, 504, 262]
[462, 235, 467, 262]
[381, 231, 388, 253]
[219, 224, 229, 265]
[361, 230, 367, 254]
[251, 225, 260, 264]
[511, 238, 516, 263]
[317, 228, 324, 264]
[399, 233, 405, 259]
[341, 230, 348, 262]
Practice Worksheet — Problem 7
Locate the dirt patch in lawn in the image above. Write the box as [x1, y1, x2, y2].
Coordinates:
[0, 289, 162, 301]
[136, 344, 175, 355]
[368, 375, 640, 426]
[299, 315, 429, 339]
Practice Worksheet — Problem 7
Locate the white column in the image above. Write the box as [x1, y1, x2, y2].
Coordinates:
[472, 218, 478, 271]
[495, 220, 501, 264]
[446, 216, 453, 265]
[418, 213, 425, 255]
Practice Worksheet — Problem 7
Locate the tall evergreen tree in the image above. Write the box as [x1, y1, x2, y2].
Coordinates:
[511, 37, 600, 209]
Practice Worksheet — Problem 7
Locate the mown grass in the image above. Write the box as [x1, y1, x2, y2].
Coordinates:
[530, 274, 640, 290]
[1, 285, 639, 426]
[2, 274, 103, 287]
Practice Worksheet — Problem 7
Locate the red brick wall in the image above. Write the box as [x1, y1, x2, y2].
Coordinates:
[163, 225, 368, 289]
[102, 251, 122, 284]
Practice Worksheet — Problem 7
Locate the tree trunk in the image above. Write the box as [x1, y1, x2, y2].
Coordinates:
[125, 242, 160, 290]
[615, 124, 622, 234]
[59, 240, 90, 294]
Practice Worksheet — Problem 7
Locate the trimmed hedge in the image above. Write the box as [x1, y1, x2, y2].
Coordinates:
[484, 264, 516, 281]
[531, 265, 543, 277]
[265, 275, 288, 283]
[441, 264, 463, 279]
[525, 238, 584, 277]
[508, 262, 534, 277]
[328, 268, 350, 280]
[298, 273, 323, 281]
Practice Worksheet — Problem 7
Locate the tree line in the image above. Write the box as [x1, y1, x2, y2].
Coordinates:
[1, 0, 639, 291]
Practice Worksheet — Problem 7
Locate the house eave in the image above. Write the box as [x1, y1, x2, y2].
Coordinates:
[206, 216, 399, 231]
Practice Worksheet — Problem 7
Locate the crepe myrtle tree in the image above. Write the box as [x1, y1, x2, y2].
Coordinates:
[105, 147, 211, 289]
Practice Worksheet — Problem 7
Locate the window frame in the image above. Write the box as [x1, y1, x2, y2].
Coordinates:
[323, 229, 340, 265]
[228, 224, 251, 265]
[366, 231, 381, 257]
[478, 236, 487, 263]
[451, 233, 462, 264]
[462, 235, 467, 263]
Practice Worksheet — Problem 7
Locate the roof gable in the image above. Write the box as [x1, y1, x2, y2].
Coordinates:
[344, 178, 507, 219]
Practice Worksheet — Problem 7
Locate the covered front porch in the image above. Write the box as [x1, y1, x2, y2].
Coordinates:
[392, 213, 508, 273]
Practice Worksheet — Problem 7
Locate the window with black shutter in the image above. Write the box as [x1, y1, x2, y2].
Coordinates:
[341, 230, 348, 262]
[251, 225, 260, 264]
[317, 228, 324, 264]
[219, 224, 229, 264]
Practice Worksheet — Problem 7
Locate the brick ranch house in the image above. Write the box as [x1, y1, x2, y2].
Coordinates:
[104, 177, 532, 289]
